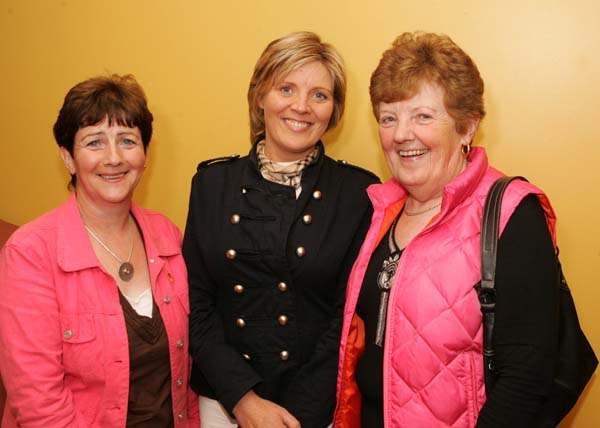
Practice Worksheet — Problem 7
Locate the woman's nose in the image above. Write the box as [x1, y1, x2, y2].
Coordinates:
[393, 117, 414, 142]
[104, 141, 123, 165]
[291, 94, 310, 113]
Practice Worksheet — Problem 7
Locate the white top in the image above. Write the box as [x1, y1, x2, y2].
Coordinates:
[122, 287, 153, 318]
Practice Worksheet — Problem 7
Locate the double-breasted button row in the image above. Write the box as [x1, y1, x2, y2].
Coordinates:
[226, 246, 304, 259]
[234, 283, 288, 293]
[235, 316, 287, 327]
[240, 351, 289, 361]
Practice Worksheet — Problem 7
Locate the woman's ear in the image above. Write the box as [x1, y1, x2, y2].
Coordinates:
[59, 147, 76, 175]
[463, 117, 480, 144]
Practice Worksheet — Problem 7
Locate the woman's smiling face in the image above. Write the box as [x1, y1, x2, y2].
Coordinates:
[377, 82, 475, 197]
[259, 61, 334, 162]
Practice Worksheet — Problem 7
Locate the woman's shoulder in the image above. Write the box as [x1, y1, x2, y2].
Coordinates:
[324, 155, 380, 185]
[4, 198, 73, 250]
[133, 205, 180, 235]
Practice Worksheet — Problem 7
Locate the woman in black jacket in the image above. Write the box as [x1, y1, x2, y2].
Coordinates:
[183, 31, 379, 428]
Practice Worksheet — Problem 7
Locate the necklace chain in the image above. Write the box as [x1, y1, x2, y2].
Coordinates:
[84, 219, 135, 281]
[404, 201, 442, 216]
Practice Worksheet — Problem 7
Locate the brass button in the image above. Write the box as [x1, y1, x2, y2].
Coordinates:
[312, 190, 322, 200]
[242, 353, 251, 360]
[302, 214, 313, 224]
[278, 282, 288, 292]
[236, 318, 246, 328]
[63, 330, 73, 339]
[296, 246, 306, 257]
[177, 413, 184, 420]
[177, 340, 184, 348]
[226, 249, 237, 260]
[163, 296, 171, 304]
[278, 315, 288, 326]
[230, 214, 240, 224]
[176, 378, 183, 386]
[233, 284, 244, 294]
[280, 350, 289, 361]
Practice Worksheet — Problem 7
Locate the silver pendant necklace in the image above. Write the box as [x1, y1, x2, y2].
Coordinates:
[84, 219, 135, 281]
[374, 214, 402, 347]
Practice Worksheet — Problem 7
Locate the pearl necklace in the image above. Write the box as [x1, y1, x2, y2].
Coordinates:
[84, 221, 135, 281]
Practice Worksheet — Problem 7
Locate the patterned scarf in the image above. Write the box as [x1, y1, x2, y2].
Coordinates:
[256, 140, 319, 189]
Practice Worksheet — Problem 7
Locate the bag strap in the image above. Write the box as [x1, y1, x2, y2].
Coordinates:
[478, 175, 527, 383]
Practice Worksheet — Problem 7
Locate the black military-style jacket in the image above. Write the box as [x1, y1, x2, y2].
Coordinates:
[184, 142, 378, 428]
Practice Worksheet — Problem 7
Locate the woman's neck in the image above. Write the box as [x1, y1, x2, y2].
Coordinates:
[76, 191, 132, 235]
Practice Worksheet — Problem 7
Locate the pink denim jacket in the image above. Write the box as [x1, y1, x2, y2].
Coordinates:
[0, 194, 200, 428]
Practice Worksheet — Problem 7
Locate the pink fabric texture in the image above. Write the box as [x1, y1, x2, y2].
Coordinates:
[0, 193, 199, 428]
[334, 147, 556, 428]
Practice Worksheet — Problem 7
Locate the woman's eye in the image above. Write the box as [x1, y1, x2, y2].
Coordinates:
[280, 86, 293, 95]
[313, 92, 329, 101]
[379, 116, 395, 125]
[416, 113, 432, 120]
[121, 138, 137, 146]
[85, 140, 103, 149]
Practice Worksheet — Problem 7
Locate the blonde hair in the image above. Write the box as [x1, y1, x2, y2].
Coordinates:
[248, 31, 346, 143]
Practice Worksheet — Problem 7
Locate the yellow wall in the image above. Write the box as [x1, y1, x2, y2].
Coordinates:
[1, 0, 599, 424]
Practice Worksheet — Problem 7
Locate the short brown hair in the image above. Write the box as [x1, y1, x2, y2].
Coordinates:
[370, 32, 485, 135]
[247, 31, 346, 143]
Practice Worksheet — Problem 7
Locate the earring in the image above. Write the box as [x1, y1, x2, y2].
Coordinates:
[461, 143, 471, 156]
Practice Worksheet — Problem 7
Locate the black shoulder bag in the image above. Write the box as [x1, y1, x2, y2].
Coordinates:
[476, 176, 598, 428]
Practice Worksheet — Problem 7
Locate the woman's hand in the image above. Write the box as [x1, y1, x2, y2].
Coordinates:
[233, 390, 301, 428]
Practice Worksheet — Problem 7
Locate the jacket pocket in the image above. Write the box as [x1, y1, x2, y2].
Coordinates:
[60, 313, 103, 378]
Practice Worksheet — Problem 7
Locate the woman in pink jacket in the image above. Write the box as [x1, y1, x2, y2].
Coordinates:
[0, 75, 199, 428]
[334, 33, 560, 428]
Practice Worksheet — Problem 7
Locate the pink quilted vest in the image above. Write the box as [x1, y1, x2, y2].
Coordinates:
[334, 147, 556, 428]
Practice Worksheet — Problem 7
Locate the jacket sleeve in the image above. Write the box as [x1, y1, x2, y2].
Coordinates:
[476, 194, 559, 428]
[0, 242, 90, 428]
[281, 203, 374, 428]
[184, 173, 262, 413]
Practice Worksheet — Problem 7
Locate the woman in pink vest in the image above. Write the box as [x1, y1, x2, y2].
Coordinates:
[0, 75, 199, 427]
[334, 32, 559, 428]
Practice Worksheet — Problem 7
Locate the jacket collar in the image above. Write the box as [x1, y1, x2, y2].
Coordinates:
[247, 140, 325, 178]
[57, 193, 179, 273]
[367, 146, 489, 215]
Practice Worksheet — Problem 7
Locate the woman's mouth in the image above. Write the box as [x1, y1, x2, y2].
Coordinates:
[398, 149, 429, 158]
[284, 119, 312, 130]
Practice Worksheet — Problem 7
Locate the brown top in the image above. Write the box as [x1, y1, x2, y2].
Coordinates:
[119, 291, 173, 428]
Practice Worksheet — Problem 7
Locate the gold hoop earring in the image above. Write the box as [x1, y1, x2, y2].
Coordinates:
[461, 144, 471, 156]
